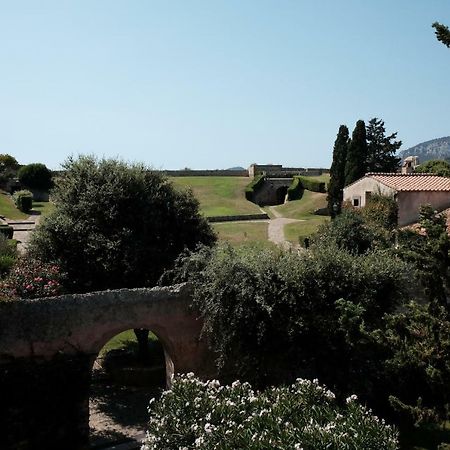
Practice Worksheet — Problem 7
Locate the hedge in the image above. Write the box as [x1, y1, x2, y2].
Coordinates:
[298, 176, 326, 193]
[287, 177, 303, 200]
[0, 225, 13, 239]
[245, 174, 265, 201]
[12, 190, 33, 213]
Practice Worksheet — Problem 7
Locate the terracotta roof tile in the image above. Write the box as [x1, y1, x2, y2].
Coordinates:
[367, 173, 450, 192]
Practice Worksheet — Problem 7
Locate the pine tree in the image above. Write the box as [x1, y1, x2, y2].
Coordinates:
[432, 22, 450, 48]
[344, 120, 367, 186]
[366, 118, 401, 173]
[327, 125, 349, 217]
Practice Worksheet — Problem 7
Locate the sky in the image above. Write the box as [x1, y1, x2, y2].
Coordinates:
[0, 1, 449, 170]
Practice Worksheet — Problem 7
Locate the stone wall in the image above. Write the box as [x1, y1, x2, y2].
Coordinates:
[0, 284, 215, 450]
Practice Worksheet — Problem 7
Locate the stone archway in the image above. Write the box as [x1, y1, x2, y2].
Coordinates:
[0, 283, 215, 450]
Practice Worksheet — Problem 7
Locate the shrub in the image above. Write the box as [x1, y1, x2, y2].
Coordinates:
[245, 174, 265, 201]
[29, 155, 216, 292]
[287, 176, 303, 200]
[298, 175, 326, 193]
[163, 243, 408, 391]
[362, 194, 398, 231]
[17, 163, 53, 191]
[313, 208, 390, 254]
[0, 225, 14, 239]
[12, 189, 33, 213]
[142, 374, 399, 450]
[0, 258, 64, 300]
[0, 255, 15, 277]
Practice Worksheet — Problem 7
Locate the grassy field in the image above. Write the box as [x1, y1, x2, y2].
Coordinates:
[284, 216, 330, 244]
[171, 176, 261, 217]
[32, 201, 55, 218]
[213, 221, 269, 246]
[0, 192, 29, 220]
[99, 329, 159, 356]
[273, 190, 328, 220]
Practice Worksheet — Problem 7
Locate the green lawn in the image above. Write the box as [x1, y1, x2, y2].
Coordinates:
[32, 201, 55, 218]
[284, 216, 330, 245]
[302, 173, 330, 185]
[171, 176, 261, 217]
[0, 192, 28, 220]
[99, 329, 159, 356]
[273, 190, 328, 220]
[213, 221, 270, 246]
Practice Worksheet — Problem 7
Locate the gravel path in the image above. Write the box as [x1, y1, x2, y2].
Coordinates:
[267, 206, 303, 249]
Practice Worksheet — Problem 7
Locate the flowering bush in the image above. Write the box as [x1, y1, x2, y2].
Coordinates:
[0, 258, 64, 300]
[141, 374, 399, 450]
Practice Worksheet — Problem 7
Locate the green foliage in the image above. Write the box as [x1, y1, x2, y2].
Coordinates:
[17, 163, 52, 191]
[297, 175, 326, 193]
[12, 189, 32, 213]
[415, 159, 450, 177]
[163, 243, 407, 391]
[328, 125, 349, 216]
[314, 208, 390, 254]
[382, 301, 450, 425]
[0, 154, 19, 187]
[0, 225, 14, 239]
[397, 204, 450, 305]
[286, 176, 303, 200]
[433, 22, 450, 48]
[362, 194, 398, 231]
[142, 374, 399, 450]
[345, 120, 367, 186]
[245, 174, 265, 201]
[29, 155, 216, 292]
[366, 118, 401, 173]
[0, 255, 16, 277]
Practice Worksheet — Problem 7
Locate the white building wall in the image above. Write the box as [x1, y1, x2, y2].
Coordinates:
[343, 178, 396, 208]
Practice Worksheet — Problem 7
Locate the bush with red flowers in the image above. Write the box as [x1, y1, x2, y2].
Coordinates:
[0, 258, 65, 300]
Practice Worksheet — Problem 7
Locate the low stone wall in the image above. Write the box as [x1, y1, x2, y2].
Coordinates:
[207, 213, 269, 223]
[0, 284, 216, 450]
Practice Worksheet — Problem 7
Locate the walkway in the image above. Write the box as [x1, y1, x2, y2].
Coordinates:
[5, 213, 40, 253]
[266, 206, 303, 250]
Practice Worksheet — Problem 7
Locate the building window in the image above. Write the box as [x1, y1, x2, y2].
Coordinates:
[352, 196, 361, 207]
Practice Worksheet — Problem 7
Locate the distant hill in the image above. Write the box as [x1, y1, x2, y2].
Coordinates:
[227, 166, 246, 171]
[399, 136, 450, 163]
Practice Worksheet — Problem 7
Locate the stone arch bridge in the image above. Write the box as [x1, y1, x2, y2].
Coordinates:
[0, 283, 215, 450]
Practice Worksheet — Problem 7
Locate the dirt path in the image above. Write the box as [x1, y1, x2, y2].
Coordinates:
[89, 367, 161, 448]
[267, 206, 303, 249]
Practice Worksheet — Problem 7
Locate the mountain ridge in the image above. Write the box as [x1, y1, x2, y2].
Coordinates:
[399, 136, 450, 163]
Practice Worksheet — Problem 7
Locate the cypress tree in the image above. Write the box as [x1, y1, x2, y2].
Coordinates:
[366, 118, 401, 173]
[344, 120, 367, 186]
[327, 125, 349, 217]
[432, 22, 450, 48]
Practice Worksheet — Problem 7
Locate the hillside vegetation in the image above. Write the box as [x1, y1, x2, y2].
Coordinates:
[170, 176, 261, 217]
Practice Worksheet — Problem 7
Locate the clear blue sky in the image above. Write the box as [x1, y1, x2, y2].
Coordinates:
[1, 1, 449, 170]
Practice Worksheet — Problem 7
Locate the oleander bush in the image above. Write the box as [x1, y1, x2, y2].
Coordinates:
[142, 374, 399, 450]
[0, 257, 64, 300]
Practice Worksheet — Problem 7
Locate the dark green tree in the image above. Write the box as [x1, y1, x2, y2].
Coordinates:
[432, 22, 450, 48]
[18, 163, 53, 191]
[0, 154, 19, 188]
[344, 120, 367, 185]
[327, 125, 349, 217]
[415, 159, 450, 177]
[29, 155, 216, 291]
[365, 118, 401, 172]
[29, 155, 217, 359]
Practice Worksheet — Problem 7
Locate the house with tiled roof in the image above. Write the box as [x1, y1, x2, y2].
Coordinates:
[343, 173, 450, 226]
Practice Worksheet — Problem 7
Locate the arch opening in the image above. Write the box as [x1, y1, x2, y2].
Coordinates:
[89, 328, 168, 447]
